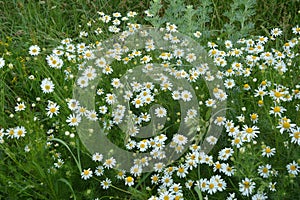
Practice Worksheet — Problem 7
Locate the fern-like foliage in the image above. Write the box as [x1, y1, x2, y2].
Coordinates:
[144, 0, 165, 29]
[194, 0, 213, 38]
[145, 0, 256, 41]
[145, 0, 213, 37]
[223, 0, 256, 40]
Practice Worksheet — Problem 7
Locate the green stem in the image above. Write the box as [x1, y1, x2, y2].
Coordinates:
[110, 184, 132, 195]
[50, 138, 82, 173]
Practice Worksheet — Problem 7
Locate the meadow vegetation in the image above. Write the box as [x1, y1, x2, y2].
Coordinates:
[0, 0, 299, 199]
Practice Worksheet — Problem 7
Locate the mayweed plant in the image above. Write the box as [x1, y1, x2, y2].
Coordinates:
[1, 1, 300, 200]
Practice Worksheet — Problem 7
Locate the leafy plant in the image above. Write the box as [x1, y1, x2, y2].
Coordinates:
[223, 0, 257, 40]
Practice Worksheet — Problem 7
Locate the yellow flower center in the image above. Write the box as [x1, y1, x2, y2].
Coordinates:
[190, 154, 196, 160]
[274, 91, 282, 98]
[262, 168, 268, 173]
[173, 186, 179, 192]
[265, 147, 271, 153]
[274, 106, 281, 112]
[83, 170, 90, 175]
[50, 107, 56, 113]
[135, 99, 141, 104]
[106, 160, 112, 165]
[87, 73, 92, 78]
[282, 122, 290, 129]
[234, 138, 240, 144]
[244, 181, 250, 188]
[9, 130, 14, 135]
[290, 165, 296, 171]
[118, 171, 123, 177]
[294, 132, 300, 139]
[127, 176, 133, 182]
[258, 100, 263, 105]
[251, 114, 257, 120]
[152, 176, 158, 182]
[17, 130, 23, 136]
[246, 128, 253, 133]
[178, 167, 184, 173]
[213, 88, 219, 93]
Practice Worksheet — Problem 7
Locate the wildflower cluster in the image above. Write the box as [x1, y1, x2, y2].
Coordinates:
[0, 7, 299, 200]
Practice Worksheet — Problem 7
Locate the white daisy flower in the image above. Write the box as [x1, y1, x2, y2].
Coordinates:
[181, 90, 193, 102]
[103, 157, 116, 169]
[92, 152, 103, 162]
[66, 114, 81, 126]
[81, 168, 93, 180]
[0, 57, 5, 68]
[14, 126, 26, 139]
[41, 78, 55, 93]
[125, 176, 134, 186]
[15, 102, 26, 112]
[29, 45, 41, 56]
[154, 107, 167, 118]
[101, 178, 111, 189]
[239, 178, 255, 196]
[46, 102, 60, 118]
[286, 161, 299, 175]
